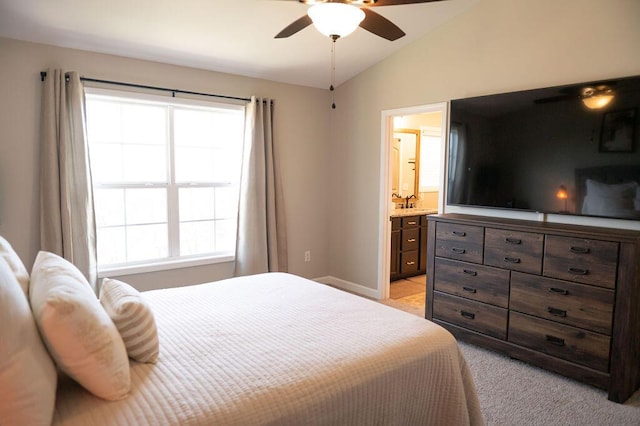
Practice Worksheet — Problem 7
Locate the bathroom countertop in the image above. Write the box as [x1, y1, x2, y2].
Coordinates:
[390, 208, 439, 218]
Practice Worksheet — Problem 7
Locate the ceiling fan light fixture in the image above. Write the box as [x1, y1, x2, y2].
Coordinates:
[581, 86, 614, 110]
[308, 3, 365, 39]
[582, 94, 614, 110]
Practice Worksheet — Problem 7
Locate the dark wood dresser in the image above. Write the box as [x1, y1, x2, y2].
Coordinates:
[426, 213, 640, 403]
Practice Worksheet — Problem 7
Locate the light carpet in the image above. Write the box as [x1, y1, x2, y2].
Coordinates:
[379, 298, 640, 425]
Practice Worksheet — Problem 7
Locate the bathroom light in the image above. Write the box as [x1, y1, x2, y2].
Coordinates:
[581, 86, 614, 110]
[307, 3, 365, 39]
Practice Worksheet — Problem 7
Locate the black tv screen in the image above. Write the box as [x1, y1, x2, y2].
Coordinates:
[447, 75, 640, 221]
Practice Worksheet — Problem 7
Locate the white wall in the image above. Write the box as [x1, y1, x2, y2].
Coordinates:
[329, 0, 640, 290]
[0, 37, 331, 290]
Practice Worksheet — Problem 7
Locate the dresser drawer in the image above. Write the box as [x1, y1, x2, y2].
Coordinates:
[543, 236, 618, 289]
[484, 228, 543, 274]
[508, 312, 611, 372]
[510, 272, 614, 334]
[402, 216, 420, 228]
[435, 222, 484, 263]
[400, 251, 419, 274]
[401, 228, 420, 251]
[433, 292, 507, 339]
[434, 258, 510, 308]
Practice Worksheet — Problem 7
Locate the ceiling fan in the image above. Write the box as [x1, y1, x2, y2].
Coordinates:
[534, 81, 618, 110]
[275, 0, 448, 42]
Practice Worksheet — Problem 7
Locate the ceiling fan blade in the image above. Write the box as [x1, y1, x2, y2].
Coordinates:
[275, 15, 313, 38]
[370, 0, 447, 6]
[533, 95, 576, 104]
[360, 8, 405, 41]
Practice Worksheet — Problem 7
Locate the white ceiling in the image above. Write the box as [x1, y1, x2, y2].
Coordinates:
[0, 0, 477, 89]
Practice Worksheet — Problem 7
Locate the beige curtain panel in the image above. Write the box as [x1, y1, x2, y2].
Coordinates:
[40, 69, 98, 291]
[235, 97, 287, 276]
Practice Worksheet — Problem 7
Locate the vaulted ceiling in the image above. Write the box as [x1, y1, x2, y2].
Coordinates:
[0, 0, 477, 88]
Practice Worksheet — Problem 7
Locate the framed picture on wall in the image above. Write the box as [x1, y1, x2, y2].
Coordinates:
[599, 108, 637, 152]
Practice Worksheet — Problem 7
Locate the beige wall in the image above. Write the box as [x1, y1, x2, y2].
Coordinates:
[329, 0, 640, 290]
[2, 0, 640, 294]
[0, 37, 331, 290]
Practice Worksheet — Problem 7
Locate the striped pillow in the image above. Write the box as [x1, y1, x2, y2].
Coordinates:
[100, 278, 159, 363]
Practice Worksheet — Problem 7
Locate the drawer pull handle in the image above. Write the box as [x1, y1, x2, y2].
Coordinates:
[451, 248, 466, 254]
[407, 221, 417, 225]
[505, 237, 522, 245]
[570, 246, 590, 254]
[547, 307, 567, 317]
[548, 287, 569, 295]
[452, 231, 467, 237]
[463, 269, 477, 276]
[406, 261, 416, 265]
[407, 238, 417, 243]
[568, 267, 588, 275]
[504, 257, 521, 264]
[460, 311, 475, 320]
[462, 286, 477, 294]
[545, 335, 565, 346]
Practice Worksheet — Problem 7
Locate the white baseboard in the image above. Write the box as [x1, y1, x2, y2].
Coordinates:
[314, 276, 381, 300]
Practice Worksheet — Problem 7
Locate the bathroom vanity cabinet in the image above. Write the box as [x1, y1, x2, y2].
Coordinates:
[390, 214, 428, 281]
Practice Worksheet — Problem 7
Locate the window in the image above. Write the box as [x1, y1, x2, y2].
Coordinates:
[85, 88, 245, 274]
[419, 127, 442, 192]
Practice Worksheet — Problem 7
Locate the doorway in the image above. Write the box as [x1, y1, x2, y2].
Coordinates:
[377, 103, 448, 301]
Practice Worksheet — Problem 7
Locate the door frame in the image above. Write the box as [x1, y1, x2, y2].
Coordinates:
[377, 102, 448, 299]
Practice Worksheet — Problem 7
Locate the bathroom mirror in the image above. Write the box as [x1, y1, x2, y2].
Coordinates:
[391, 128, 421, 203]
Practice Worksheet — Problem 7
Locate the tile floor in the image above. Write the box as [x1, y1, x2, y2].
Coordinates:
[389, 275, 426, 311]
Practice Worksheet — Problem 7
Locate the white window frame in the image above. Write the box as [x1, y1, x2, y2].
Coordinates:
[84, 87, 245, 277]
[419, 126, 442, 193]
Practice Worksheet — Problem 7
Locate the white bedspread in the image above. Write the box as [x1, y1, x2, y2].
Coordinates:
[54, 273, 483, 425]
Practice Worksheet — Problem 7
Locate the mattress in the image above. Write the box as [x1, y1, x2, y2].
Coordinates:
[54, 272, 483, 425]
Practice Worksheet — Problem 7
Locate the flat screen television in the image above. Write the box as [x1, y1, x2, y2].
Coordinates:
[447, 75, 640, 221]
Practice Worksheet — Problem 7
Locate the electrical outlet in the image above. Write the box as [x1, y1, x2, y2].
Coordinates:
[304, 250, 311, 262]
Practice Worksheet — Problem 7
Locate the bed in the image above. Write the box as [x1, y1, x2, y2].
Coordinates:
[1, 243, 483, 425]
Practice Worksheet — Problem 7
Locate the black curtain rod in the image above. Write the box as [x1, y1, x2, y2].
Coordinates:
[39, 71, 270, 104]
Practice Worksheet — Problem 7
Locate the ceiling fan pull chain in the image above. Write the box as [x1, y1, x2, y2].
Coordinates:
[330, 37, 336, 109]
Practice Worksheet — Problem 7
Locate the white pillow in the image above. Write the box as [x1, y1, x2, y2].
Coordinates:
[582, 195, 640, 218]
[29, 251, 131, 401]
[585, 179, 637, 198]
[582, 180, 639, 217]
[100, 278, 160, 363]
[0, 257, 57, 425]
[0, 235, 30, 296]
